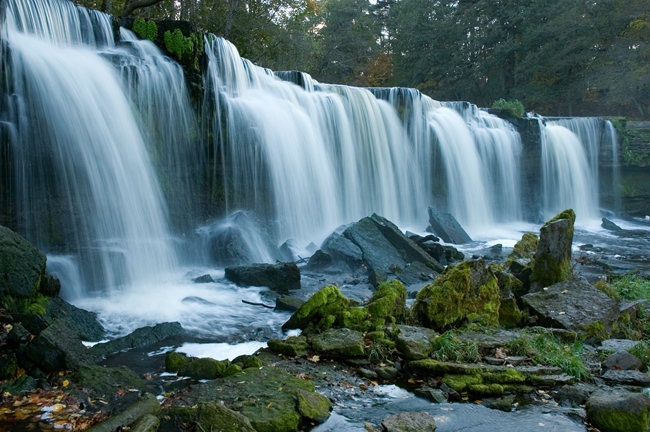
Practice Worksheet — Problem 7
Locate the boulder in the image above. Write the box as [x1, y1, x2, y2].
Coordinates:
[275, 295, 304, 312]
[282, 285, 349, 331]
[427, 207, 472, 244]
[382, 412, 437, 432]
[165, 352, 190, 372]
[531, 209, 575, 290]
[192, 274, 214, 283]
[603, 351, 643, 371]
[602, 218, 624, 231]
[225, 262, 300, 292]
[586, 389, 650, 432]
[90, 322, 185, 359]
[600, 339, 640, 352]
[267, 336, 309, 357]
[495, 271, 523, 327]
[193, 402, 256, 432]
[321, 232, 363, 268]
[396, 261, 436, 287]
[343, 217, 407, 274]
[178, 358, 230, 379]
[395, 326, 436, 359]
[24, 318, 94, 372]
[0, 225, 46, 299]
[413, 259, 500, 330]
[279, 238, 299, 262]
[505, 232, 538, 266]
[71, 365, 146, 407]
[522, 276, 619, 336]
[296, 388, 332, 423]
[309, 328, 365, 357]
[305, 250, 333, 270]
[601, 370, 650, 386]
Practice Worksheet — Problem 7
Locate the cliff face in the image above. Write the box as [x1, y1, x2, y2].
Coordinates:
[612, 120, 650, 216]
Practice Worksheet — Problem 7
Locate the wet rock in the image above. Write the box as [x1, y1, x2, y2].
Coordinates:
[0, 225, 46, 299]
[397, 261, 436, 287]
[601, 370, 650, 386]
[231, 354, 263, 370]
[46, 297, 104, 341]
[528, 374, 575, 387]
[90, 322, 185, 359]
[165, 352, 190, 372]
[0, 374, 38, 395]
[506, 232, 538, 266]
[602, 218, 624, 231]
[130, 413, 160, 432]
[182, 296, 216, 306]
[0, 353, 18, 380]
[557, 383, 598, 408]
[282, 285, 349, 331]
[587, 389, 650, 432]
[192, 274, 214, 283]
[376, 366, 398, 379]
[395, 325, 436, 360]
[413, 387, 447, 403]
[600, 339, 641, 352]
[483, 395, 516, 412]
[439, 383, 461, 401]
[309, 328, 365, 357]
[178, 357, 230, 379]
[25, 318, 94, 372]
[279, 238, 299, 262]
[165, 402, 256, 432]
[369, 214, 443, 272]
[531, 209, 575, 290]
[305, 250, 333, 270]
[275, 295, 304, 312]
[603, 351, 643, 371]
[413, 259, 500, 330]
[225, 262, 300, 292]
[427, 207, 472, 244]
[296, 388, 332, 423]
[321, 232, 363, 268]
[70, 365, 146, 413]
[522, 276, 619, 336]
[343, 217, 408, 274]
[496, 271, 523, 327]
[382, 412, 437, 432]
[358, 368, 378, 379]
[267, 336, 309, 357]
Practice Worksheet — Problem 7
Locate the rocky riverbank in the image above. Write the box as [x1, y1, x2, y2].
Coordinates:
[2, 209, 650, 431]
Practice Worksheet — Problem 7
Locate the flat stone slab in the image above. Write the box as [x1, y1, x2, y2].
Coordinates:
[599, 339, 641, 352]
[309, 328, 365, 357]
[382, 412, 437, 432]
[522, 276, 619, 331]
[427, 207, 472, 244]
[601, 370, 650, 386]
[409, 360, 563, 377]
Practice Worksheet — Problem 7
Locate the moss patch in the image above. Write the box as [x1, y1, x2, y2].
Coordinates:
[178, 358, 230, 380]
[296, 389, 332, 423]
[505, 232, 538, 266]
[268, 336, 310, 357]
[413, 260, 500, 330]
[165, 352, 190, 372]
[283, 286, 349, 331]
[132, 18, 157, 41]
[441, 374, 483, 392]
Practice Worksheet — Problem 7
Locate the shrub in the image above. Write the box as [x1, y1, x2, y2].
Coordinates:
[132, 18, 157, 41]
[492, 99, 525, 118]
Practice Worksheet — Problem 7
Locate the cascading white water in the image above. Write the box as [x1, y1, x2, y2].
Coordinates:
[205, 38, 525, 242]
[3, 0, 178, 292]
[606, 120, 622, 211]
[541, 124, 599, 221]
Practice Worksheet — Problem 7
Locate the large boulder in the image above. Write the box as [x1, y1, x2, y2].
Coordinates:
[343, 217, 407, 274]
[90, 322, 185, 359]
[586, 389, 650, 432]
[0, 225, 46, 299]
[395, 325, 437, 359]
[531, 209, 575, 290]
[24, 318, 94, 372]
[321, 232, 363, 268]
[427, 207, 472, 244]
[282, 285, 350, 331]
[412, 259, 500, 330]
[225, 262, 300, 292]
[522, 276, 619, 337]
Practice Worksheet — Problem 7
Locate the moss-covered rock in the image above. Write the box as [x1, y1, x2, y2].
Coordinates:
[223, 363, 243, 377]
[0, 225, 46, 301]
[587, 389, 650, 432]
[165, 351, 190, 372]
[531, 209, 575, 289]
[268, 336, 310, 357]
[413, 259, 500, 330]
[195, 402, 256, 432]
[395, 325, 436, 360]
[441, 374, 483, 392]
[72, 365, 146, 397]
[0, 353, 18, 380]
[178, 357, 230, 380]
[505, 232, 538, 266]
[468, 383, 504, 396]
[232, 354, 263, 369]
[483, 369, 526, 384]
[296, 388, 332, 423]
[366, 280, 408, 324]
[309, 328, 365, 358]
[282, 285, 349, 331]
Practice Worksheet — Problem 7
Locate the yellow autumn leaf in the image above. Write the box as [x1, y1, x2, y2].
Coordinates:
[309, 355, 320, 363]
[62, 380, 69, 388]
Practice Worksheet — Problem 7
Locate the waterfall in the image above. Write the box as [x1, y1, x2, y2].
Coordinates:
[606, 120, 622, 212]
[2, 0, 178, 293]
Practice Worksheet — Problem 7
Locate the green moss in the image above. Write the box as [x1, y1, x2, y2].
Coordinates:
[588, 404, 650, 432]
[24, 294, 50, 315]
[178, 358, 230, 380]
[365, 331, 385, 341]
[0, 354, 18, 380]
[296, 389, 332, 423]
[413, 260, 501, 330]
[165, 352, 190, 372]
[498, 298, 522, 328]
[581, 321, 610, 341]
[283, 286, 350, 330]
[341, 307, 371, 331]
[408, 359, 482, 375]
[502, 384, 534, 394]
[505, 232, 538, 266]
[441, 374, 483, 392]
[468, 383, 504, 396]
[164, 29, 194, 59]
[367, 280, 407, 322]
[483, 369, 526, 384]
[530, 209, 575, 288]
[492, 99, 525, 117]
[132, 18, 158, 41]
[267, 336, 309, 357]
[232, 355, 263, 369]
[2, 293, 51, 315]
[594, 279, 621, 300]
[223, 364, 243, 377]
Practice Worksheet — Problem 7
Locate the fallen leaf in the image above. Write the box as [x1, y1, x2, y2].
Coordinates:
[267, 403, 273, 408]
[308, 355, 320, 363]
[561, 290, 568, 294]
[495, 348, 507, 359]
[62, 380, 69, 388]
[359, 384, 368, 390]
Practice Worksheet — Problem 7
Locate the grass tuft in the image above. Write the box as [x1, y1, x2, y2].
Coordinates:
[430, 332, 481, 363]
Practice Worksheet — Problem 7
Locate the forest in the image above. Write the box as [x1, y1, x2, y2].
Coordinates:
[75, 0, 650, 118]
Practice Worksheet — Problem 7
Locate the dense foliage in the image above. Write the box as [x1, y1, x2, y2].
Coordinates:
[75, 0, 650, 118]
